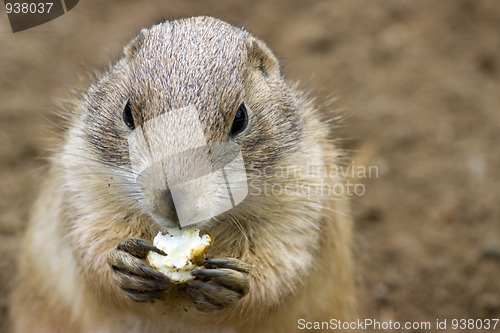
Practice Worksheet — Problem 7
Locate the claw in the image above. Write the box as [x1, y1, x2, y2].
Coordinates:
[191, 268, 249, 295]
[112, 269, 170, 291]
[123, 288, 166, 302]
[108, 238, 172, 302]
[198, 258, 250, 273]
[186, 258, 250, 311]
[108, 248, 169, 281]
[117, 238, 166, 258]
[187, 280, 240, 310]
[186, 286, 224, 311]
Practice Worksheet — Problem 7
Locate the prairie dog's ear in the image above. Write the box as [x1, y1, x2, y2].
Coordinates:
[124, 28, 147, 59]
[246, 36, 280, 77]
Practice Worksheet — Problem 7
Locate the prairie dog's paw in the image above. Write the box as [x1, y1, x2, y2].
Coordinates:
[186, 258, 250, 311]
[108, 238, 172, 301]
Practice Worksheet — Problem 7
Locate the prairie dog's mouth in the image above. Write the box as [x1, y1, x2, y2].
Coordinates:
[149, 211, 179, 229]
[149, 209, 213, 231]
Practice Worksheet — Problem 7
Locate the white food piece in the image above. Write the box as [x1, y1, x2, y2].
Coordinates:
[147, 228, 213, 283]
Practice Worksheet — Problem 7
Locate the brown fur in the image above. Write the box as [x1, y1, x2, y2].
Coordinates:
[10, 17, 357, 332]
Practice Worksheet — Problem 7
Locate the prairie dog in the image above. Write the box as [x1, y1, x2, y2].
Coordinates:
[10, 17, 357, 333]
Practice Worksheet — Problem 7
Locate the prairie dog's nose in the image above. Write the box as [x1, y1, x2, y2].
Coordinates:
[155, 189, 179, 225]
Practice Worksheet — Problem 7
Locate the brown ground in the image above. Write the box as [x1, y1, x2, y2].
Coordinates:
[1, 0, 499, 332]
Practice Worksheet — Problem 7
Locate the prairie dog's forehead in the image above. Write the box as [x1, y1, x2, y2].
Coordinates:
[132, 17, 248, 118]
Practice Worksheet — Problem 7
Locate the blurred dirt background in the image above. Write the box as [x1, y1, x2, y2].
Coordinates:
[1, 0, 499, 331]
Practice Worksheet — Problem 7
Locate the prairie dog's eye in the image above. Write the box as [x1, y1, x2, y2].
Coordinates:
[230, 103, 248, 136]
[123, 100, 135, 129]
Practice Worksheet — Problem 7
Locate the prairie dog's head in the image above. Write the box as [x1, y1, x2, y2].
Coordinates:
[72, 17, 310, 230]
